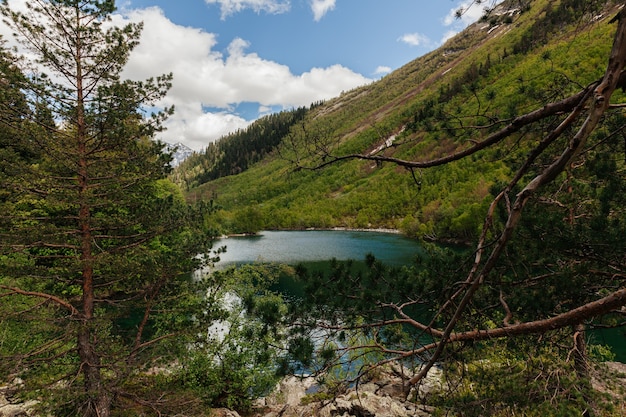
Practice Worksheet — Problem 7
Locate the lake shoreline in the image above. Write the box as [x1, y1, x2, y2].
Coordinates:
[307, 226, 401, 234]
[220, 227, 402, 239]
[219, 228, 473, 248]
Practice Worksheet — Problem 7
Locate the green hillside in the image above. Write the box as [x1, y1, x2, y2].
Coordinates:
[177, 0, 622, 240]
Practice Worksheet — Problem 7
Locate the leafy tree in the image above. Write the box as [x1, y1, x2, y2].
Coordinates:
[0, 1, 214, 415]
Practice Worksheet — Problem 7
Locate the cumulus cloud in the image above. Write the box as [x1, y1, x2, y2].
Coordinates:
[258, 105, 274, 115]
[1, 1, 371, 151]
[164, 107, 252, 150]
[310, 0, 336, 21]
[374, 66, 392, 75]
[204, 0, 290, 19]
[397, 32, 431, 47]
[116, 7, 370, 150]
[444, 0, 489, 27]
[440, 29, 459, 45]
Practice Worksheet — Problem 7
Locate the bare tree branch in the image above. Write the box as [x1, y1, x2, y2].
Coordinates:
[305, 87, 592, 171]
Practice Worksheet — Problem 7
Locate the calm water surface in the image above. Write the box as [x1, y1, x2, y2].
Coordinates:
[215, 230, 424, 267]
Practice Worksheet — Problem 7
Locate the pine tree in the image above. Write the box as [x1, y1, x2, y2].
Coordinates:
[0, 1, 213, 415]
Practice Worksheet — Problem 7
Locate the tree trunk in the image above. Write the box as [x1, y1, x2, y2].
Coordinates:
[573, 324, 593, 417]
[573, 323, 589, 380]
[77, 327, 112, 417]
[75, 10, 111, 413]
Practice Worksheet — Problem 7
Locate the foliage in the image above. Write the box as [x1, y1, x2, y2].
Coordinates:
[175, 264, 289, 412]
[427, 339, 619, 417]
[283, 250, 459, 372]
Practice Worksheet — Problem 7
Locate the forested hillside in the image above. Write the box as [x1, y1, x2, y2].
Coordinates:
[178, 0, 621, 240]
[172, 106, 311, 189]
[172, 1, 626, 415]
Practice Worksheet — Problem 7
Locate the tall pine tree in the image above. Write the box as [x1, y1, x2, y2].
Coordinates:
[0, 1, 213, 415]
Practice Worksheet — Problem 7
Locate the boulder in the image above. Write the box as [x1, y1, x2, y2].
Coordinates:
[209, 409, 241, 417]
[0, 387, 37, 417]
[252, 367, 436, 417]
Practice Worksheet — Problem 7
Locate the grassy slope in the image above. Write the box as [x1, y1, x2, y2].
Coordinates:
[185, 0, 622, 239]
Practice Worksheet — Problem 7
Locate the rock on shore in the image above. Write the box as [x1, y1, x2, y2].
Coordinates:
[246, 366, 440, 417]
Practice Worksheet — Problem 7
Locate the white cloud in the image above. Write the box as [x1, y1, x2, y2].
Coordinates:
[165, 106, 252, 150]
[398, 32, 431, 47]
[442, 0, 494, 42]
[310, 0, 336, 22]
[204, 0, 290, 19]
[115, 7, 371, 150]
[1, 1, 371, 151]
[258, 105, 273, 115]
[374, 66, 392, 75]
[444, 0, 489, 27]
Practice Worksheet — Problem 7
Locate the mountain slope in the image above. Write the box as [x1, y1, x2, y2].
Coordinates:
[177, 0, 622, 238]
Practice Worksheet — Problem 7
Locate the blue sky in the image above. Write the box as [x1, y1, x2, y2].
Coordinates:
[124, 0, 471, 77]
[3, 0, 497, 151]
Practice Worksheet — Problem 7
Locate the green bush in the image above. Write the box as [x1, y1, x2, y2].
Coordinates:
[427, 339, 618, 417]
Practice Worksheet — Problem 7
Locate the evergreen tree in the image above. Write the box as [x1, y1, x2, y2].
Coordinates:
[0, 1, 213, 415]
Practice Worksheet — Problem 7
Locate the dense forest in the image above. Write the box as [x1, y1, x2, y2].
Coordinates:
[3, 0, 626, 416]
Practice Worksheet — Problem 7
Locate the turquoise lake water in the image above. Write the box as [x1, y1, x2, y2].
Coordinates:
[215, 230, 424, 267]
